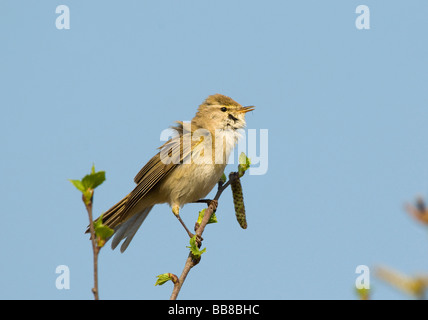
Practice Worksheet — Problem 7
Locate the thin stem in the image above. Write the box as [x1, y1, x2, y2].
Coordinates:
[169, 172, 240, 300]
[84, 193, 99, 300]
[170, 254, 195, 300]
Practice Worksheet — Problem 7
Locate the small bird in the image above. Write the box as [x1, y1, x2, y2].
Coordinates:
[94, 94, 254, 252]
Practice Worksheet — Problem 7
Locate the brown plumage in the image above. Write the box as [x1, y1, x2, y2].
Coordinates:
[89, 94, 254, 252]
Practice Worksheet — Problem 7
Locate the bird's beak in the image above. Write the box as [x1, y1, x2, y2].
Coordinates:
[239, 105, 255, 113]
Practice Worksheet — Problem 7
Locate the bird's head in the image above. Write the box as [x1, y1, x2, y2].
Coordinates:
[192, 94, 255, 132]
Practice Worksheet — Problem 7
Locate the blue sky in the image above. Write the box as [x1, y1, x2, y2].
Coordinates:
[1, 1, 428, 300]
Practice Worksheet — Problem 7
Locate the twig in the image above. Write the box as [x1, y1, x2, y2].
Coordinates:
[84, 192, 100, 300]
[405, 196, 428, 225]
[70, 165, 106, 300]
[169, 172, 240, 300]
[170, 254, 196, 300]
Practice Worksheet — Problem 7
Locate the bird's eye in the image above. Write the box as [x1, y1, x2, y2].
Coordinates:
[220, 107, 227, 112]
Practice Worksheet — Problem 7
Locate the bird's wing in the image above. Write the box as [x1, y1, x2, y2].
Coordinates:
[125, 133, 196, 214]
[133, 122, 190, 185]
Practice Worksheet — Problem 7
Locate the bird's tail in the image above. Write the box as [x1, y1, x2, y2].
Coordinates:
[86, 195, 154, 253]
[111, 206, 153, 252]
[100, 195, 129, 229]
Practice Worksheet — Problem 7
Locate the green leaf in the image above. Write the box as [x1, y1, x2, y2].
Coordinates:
[69, 179, 85, 192]
[94, 214, 114, 247]
[209, 212, 218, 224]
[186, 235, 206, 259]
[197, 208, 217, 225]
[219, 173, 227, 184]
[81, 170, 106, 190]
[69, 165, 106, 195]
[238, 152, 251, 177]
[239, 152, 251, 167]
[197, 209, 204, 225]
[155, 273, 176, 286]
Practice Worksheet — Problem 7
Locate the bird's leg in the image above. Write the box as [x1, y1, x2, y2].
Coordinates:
[172, 205, 194, 239]
[193, 199, 212, 205]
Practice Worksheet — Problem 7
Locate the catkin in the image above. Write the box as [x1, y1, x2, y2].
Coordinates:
[231, 178, 247, 229]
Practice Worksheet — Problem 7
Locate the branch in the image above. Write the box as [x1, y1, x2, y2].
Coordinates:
[84, 192, 100, 300]
[169, 172, 240, 300]
[69, 165, 108, 300]
[405, 196, 428, 225]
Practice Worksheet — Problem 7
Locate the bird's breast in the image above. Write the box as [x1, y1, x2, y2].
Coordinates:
[158, 128, 241, 207]
[162, 162, 227, 207]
